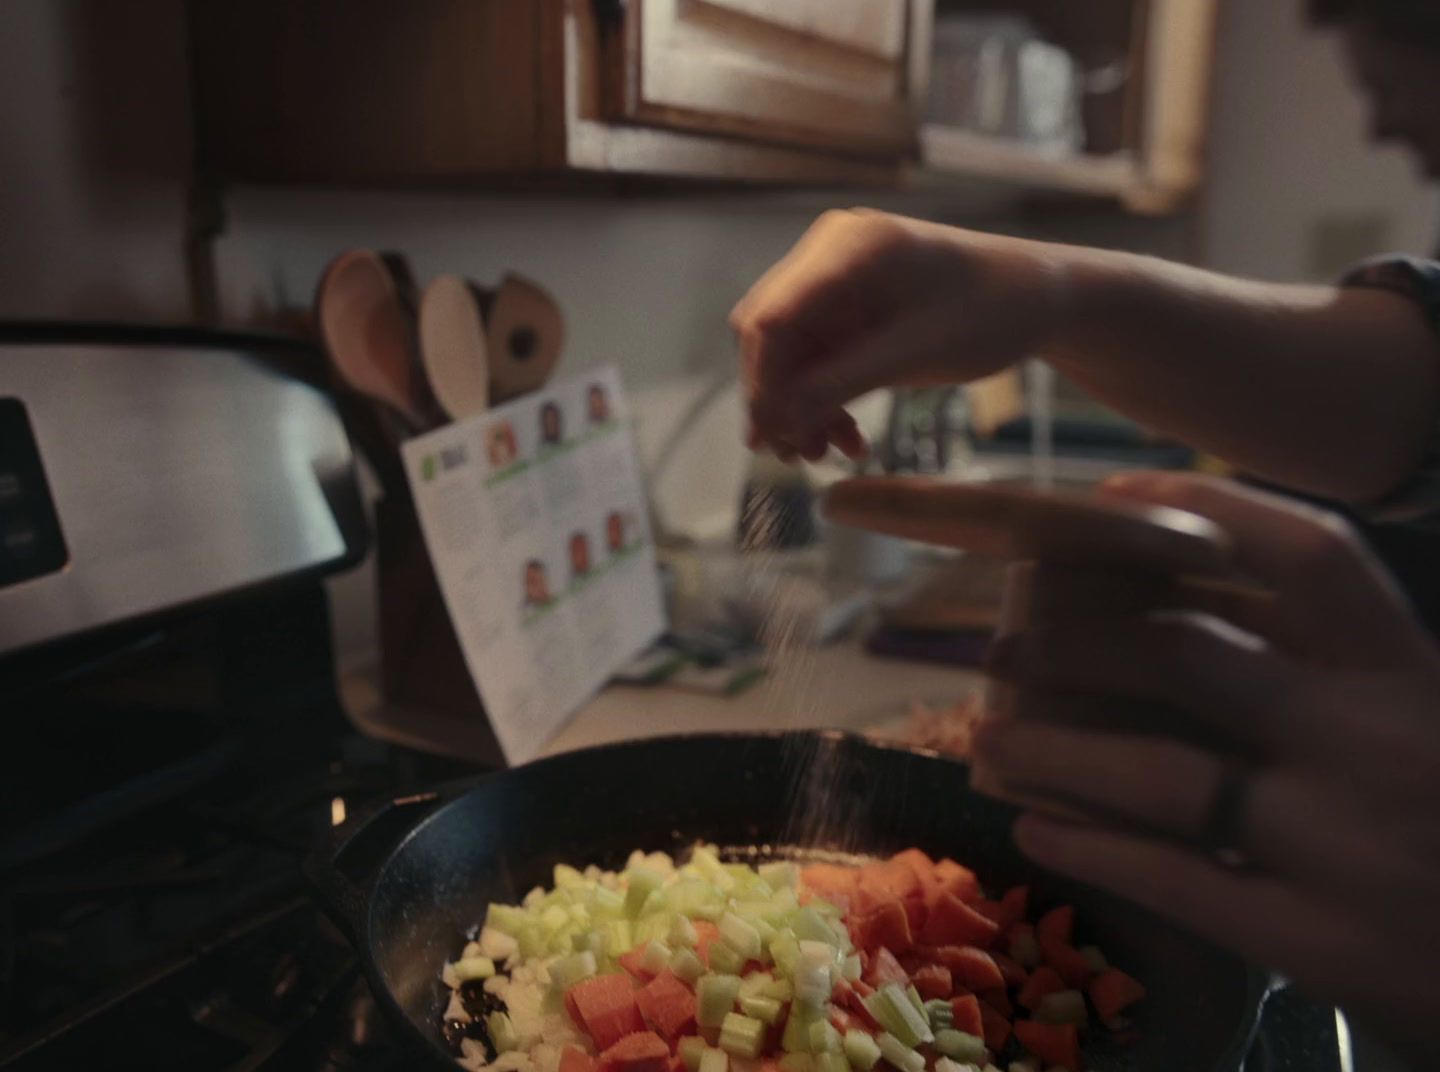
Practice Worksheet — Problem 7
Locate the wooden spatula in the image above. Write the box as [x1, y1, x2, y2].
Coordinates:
[419, 274, 490, 422]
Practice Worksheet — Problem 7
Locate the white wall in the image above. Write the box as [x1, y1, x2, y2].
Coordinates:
[1202, 0, 1438, 279]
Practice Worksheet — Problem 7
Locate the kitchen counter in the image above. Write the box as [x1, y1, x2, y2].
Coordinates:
[340, 640, 983, 765]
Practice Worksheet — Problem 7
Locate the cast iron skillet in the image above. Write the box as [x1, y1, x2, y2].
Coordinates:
[307, 732, 1269, 1070]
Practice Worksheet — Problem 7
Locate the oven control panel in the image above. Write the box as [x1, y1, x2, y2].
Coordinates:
[0, 398, 69, 587]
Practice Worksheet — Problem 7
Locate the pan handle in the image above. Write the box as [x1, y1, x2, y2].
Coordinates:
[303, 783, 466, 941]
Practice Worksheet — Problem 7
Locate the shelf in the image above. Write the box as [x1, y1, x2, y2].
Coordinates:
[916, 124, 1144, 200]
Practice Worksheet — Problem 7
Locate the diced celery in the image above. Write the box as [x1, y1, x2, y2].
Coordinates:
[924, 1000, 954, 1030]
[934, 1030, 986, 1064]
[809, 1020, 842, 1054]
[642, 940, 673, 976]
[779, 1054, 814, 1072]
[542, 905, 570, 932]
[679, 1037, 707, 1072]
[1035, 990, 1088, 1026]
[876, 1033, 925, 1072]
[548, 928, 579, 955]
[569, 904, 592, 928]
[486, 904, 527, 935]
[740, 995, 783, 1025]
[761, 977, 793, 1003]
[794, 908, 838, 945]
[719, 1013, 767, 1059]
[738, 973, 774, 999]
[1008, 930, 1040, 969]
[574, 930, 605, 956]
[793, 951, 833, 1012]
[523, 887, 545, 908]
[699, 1047, 729, 1072]
[517, 925, 546, 958]
[841, 954, 862, 983]
[863, 985, 933, 1049]
[554, 863, 587, 889]
[549, 951, 598, 991]
[1079, 946, 1109, 974]
[905, 987, 926, 1020]
[671, 914, 701, 948]
[709, 941, 748, 975]
[697, 974, 743, 1028]
[626, 868, 665, 918]
[488, 1012, 519, 1054]
[816, 1053, 850, 1072]
[759, 861, 800, 889]
[672, 947, 706, 984]
[751, 916, 778, 949]
[720, 913, 764, 961]
[934, 1059, 980, 1072]
[603, 920, 633, 957]
[843, 1030, 882, 1072]
[770, 931, 801, 975]
[782, 1009, 817, 1053]
[591, 885, 625, 915]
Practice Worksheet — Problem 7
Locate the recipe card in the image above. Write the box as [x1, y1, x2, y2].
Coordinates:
[402, 367, 665, 763]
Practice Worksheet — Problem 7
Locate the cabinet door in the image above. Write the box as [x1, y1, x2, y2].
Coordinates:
[603, 0, 929, 156]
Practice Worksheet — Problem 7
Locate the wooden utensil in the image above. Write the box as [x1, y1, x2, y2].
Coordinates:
[317, 249, 434, 433]
[418, 274, 490, 421]
[484, 272, 565, 403]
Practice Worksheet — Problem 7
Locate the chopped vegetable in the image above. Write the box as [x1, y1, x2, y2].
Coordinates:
[488, 1011, 520, 1054]
[933, 1029, 987, 1064]
[1087, 969, 1147, 1021]
[923, 998, 954, 1030]
[698, 974, 743, 1028]
[721, 912, 765, 961]
[1017, 967, 1066, 1012]
[862, 984, 933, 1049]
[638, 970, 698, 1040]
[672, 947, 706, 984]
[699, 1047, 729, 1072]
[816, 1051, 852, 1072]
[842, 1028, 882, 1071]
[598, 1031, 670, 1072]
[809, 1019, 843, 1054]
[451, 955, 497, 982]
[561, 1046, 597, 1072]
[949, 995, 983, 1039]
[920, 894, 1000, 949]
[1013, 1021, 1080, 1072]
[740, 995, 783, 1025]
[1035, 990, 1087, 1027]
[570, 973, 647, 1049]
[680, 1037, 708, 1072]
[719, 1012, 767, 1059]
[875, 1032, 925, 1072]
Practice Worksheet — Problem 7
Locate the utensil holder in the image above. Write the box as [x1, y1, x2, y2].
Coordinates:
[375, 493, 505, 766]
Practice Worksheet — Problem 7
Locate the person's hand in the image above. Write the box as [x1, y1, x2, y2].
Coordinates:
[972, 472, 1440, 1060]
[729, 209, 1073, 461]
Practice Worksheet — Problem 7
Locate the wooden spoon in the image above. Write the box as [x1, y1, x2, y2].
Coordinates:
[484, 272, 565, 404]
[317, 249, 433, 433]
[419, 274, 490, 421]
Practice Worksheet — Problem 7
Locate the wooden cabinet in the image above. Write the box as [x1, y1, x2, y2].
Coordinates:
[189, 0, 922, 187]
[601, 0, 930, 155]
[188, 0, 1214, 208]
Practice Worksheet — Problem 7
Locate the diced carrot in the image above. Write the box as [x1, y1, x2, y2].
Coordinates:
[566, 989, 585, 1031]
[598, 1030, 670, 1072]
[911, 964, 952, 1000]
[1048, 945, 1095, 989]
[619, 949, 654, 982]
[561, 1047, 597, 1072]
[853, 899, 913, 955]
[979, 986, 1012, 1017]
[1036, 905, 1093, 988]
[691, 921, 721, 967]
[1017, 966, 1066, 1011]
[840, 984, 883, 1032]
[933, 859, 982, 902]
[948, 994, 983, 1039]
[979, 1001, 1011, 1052]
[858, 862, 926, 931]
[991, 952, 1027, 988]
[570, 974, 645, 1050]
[801, 864, 859, 913]
[974, 899, 1006, 926]
[828, 1007, 854, 1034]
[1088, 968, 1147, 1021]
[891, 848, 936, 878]
[1035, 906, 1074, 955]
[637, 971, 697, 1041]
[999, 886, 1029, 931]
[917, 946, 1004, 991]
[1014, 1020, 1081, 1072]
[865, 946, 909, 988]
[919, 892, 1000, 949]
[668, 1057, 685, 1072]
